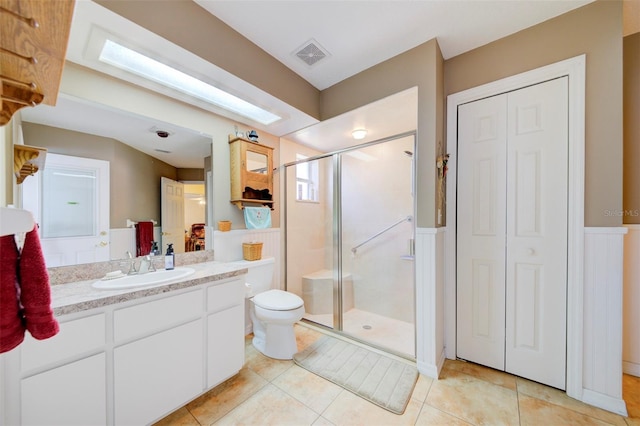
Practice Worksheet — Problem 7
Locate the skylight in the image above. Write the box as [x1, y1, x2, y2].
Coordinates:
[99, 40, 281, 125]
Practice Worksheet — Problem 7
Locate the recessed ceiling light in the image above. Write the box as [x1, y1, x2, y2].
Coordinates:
[352, 129, 367, 140]
[99, 40, 282, 125]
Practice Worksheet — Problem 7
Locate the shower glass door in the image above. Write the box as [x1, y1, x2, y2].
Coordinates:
[285, 133, 416, 358]
[285, 155, 335, 328]
[339, 137, 415, 356]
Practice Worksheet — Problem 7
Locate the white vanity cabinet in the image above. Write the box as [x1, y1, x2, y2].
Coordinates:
[16, 313, 107, 426]
[21, 353, 107, 426]
[113, 289, 204, 425]
[207, 280, 245, 387]
[0, 275, 245, 426]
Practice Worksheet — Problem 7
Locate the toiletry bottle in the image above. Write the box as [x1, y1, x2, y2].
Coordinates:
[165, 243, 175, 270]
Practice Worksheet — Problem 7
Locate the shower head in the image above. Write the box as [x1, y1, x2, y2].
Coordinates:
[404, 151, 413, 158]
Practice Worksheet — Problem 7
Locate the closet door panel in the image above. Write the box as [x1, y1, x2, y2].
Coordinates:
[456, 94, 508, 370]
[505, 77, 568, 390]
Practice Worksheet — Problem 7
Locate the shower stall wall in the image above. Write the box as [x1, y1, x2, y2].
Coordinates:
[285, 133, 416, 358]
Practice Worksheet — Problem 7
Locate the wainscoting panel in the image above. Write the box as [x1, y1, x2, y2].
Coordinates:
[110, 227, 161, 260]
[415, 227, 446, 379]
[623, 225, 640, 377]
[213, 228, 281, 287]
[583, 227, 628, 416]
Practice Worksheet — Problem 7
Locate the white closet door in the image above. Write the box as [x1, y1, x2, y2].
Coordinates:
[161, 177, 185, 254]
[457, 94, 508, 371]
[457, 77, 568, 389]
[505, 77, 568, 389]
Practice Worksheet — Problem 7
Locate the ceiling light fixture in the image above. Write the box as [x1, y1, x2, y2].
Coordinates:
[99, 40, 282, 125]
[352, 129, 367, 140]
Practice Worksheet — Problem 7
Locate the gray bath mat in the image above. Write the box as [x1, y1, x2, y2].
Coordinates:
[293, 334, 418, 414]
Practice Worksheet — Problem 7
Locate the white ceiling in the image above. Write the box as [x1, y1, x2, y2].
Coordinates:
[196, 0, 594, 91]
[21, 0, 599, 167]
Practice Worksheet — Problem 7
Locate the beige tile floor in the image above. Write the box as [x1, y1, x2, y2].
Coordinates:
[304, 308, 415, 357]
[156, 324, 640, 426]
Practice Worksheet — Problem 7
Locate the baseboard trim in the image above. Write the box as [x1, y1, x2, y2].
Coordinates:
[417, 360, 439, 379]
[623, 361, 640, 377]
[582, 389, 628, 417]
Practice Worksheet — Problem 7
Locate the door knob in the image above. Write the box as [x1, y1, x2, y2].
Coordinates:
[527, 248, 535, 255]
[97, 241, 108, 247]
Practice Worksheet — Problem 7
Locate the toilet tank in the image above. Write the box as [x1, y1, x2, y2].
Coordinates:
[230, 257, 275, 294]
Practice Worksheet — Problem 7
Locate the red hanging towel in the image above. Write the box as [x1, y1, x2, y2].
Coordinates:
[135, 221, 154, 256]
[0, 225, 59, 353]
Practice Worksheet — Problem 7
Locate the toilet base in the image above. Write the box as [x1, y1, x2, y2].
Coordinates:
[252, 322, 300, 360]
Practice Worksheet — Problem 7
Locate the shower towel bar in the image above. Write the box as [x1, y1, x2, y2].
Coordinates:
[351, 215, 412, 255]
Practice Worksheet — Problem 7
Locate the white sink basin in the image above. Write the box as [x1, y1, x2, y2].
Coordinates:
[92, 267, 196, 290]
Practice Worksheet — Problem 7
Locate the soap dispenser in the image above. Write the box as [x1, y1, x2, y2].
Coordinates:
[165, 243, 175, 270]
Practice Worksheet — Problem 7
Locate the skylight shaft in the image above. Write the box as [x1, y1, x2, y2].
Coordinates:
[99, 40, 281, 125]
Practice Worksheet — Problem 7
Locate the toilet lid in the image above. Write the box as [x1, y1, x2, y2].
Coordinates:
[253, 290, 303, 311]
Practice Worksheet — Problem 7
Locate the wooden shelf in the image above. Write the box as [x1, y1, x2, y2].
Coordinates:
[14, 144, 45, 184]
[230, 199, 274, 210]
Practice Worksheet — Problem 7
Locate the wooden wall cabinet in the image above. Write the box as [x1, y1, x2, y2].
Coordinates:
[229, 136, 274, 209]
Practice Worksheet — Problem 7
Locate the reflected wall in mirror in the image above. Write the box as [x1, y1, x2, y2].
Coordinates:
[19, 96, 213, 266]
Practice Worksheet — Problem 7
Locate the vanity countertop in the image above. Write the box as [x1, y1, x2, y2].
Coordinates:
[50, 261, 248, 316]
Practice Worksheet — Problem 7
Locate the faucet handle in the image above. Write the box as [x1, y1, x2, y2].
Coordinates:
[145, 255, 156, 272]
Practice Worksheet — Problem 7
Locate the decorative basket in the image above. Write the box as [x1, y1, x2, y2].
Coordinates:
[242, 242, 263, 261]
[218, 220, 231, 232]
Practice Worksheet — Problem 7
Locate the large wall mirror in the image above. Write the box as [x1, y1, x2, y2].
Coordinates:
[20, 94, 214, 266]
[246, 150, 268, 174]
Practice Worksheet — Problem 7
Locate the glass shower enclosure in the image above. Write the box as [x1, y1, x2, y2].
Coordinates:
[284, 132, 416, 358]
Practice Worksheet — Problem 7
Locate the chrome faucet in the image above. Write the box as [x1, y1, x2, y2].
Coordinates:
[138, 255, 156, 274]
[125, 251, 137, 275]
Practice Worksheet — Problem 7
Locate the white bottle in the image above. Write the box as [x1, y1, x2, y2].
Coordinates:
[165, 243, 175, 270]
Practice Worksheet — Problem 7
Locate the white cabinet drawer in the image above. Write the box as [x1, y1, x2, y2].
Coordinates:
[207, 279, 243, 313]
[21, 313, 105, 371]
[114, 289, 202, 342]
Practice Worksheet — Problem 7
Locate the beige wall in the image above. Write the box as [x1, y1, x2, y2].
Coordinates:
[321, 40, 444, 228]
[177, 168, 205, 181]
[444, 0, 624, 227]
[624, 32, 640, 224]
[95, 0, 320, 120]
[21, 123, 177, 228]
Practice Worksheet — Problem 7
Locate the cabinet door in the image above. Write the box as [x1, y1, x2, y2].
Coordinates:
[208, 305, 244, 388]
[21, 353, 106, 426]
[114, 320, 203, 425]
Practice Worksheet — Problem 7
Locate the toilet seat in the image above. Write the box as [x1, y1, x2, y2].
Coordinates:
[253, 289, 303, 311]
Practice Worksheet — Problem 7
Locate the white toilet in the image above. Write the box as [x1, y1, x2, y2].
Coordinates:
[240, 257, 305, 360]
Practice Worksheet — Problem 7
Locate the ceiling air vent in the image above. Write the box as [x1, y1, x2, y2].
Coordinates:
[293, 39, 329, 67]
